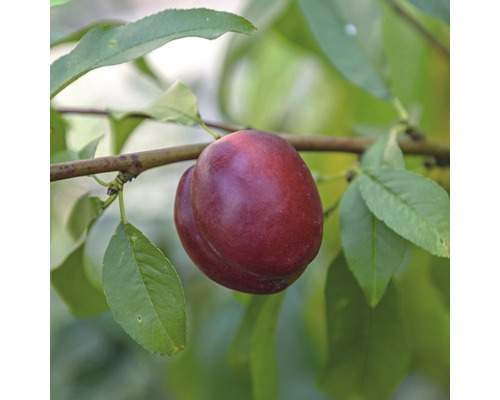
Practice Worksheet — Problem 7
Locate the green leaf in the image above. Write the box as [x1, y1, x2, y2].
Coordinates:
[50, 0, 73, 7]
[51, 243, 109, 317]
[297, 0, 393, 101]
[339, 180, 407, 307]
[227, 294, 284, 400]
[109, 116, 145, 155]
[250, 294, 284, 400]
[400, 247, 450, 387]
[319, 252, 410, 400]
[78, 134, 103, 160]
[110, 81, 203, 125]
[67, 193, 104, 241]
[51, 193, 107, 317]
[359, 168, 450, 257]
[109, 81, 203, 153]
[50, 21, 123, 47]
[50, 108, 68, 156]
[360, 130, 405, 169]
[50, 8, 256, 98]
[102, 220, 186, 356]
[407, 0, 450, 25]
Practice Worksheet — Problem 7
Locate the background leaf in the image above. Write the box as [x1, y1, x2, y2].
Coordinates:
[359, 168, 450, 257]
[50, 8, 256, 98]
[339, 180, 407, 307]
[50, 108, 68, 157]
[227, 294, 285, 400]
[67, 193, 104, 241]
[319, 252, 410, 400]
[51, 193, 107, 317]
[102, 221, 186, 356]
[407, 0, 450, 25]
[297, 0, 393, 100]
[250, 294, 284, 400]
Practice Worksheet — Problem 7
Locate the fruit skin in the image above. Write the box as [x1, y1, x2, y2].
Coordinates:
[174, 130, 323, 294]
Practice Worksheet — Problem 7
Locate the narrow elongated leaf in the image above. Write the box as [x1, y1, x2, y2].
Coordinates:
[359, 168, 450, 257]
[102, 221, 186, 356]
[340, 180, 407, 307]
[297, 0, 392, 101]
[319, 253, 410, 400]
[227, 294, 284, 399]
[51, 193, 107, 317]
[50, 8, 255, 98]
[408, 0, 450, 25]
[250, 294, 284, 400]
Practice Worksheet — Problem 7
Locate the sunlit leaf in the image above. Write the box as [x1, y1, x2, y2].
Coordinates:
[102, 220, 186, 356]
[297, 0, 393, 100]
[50, 8, 256, 98]
[359, 168, 450, 257]
[108, 81, 203, 153]
[319, 252, 410, 400]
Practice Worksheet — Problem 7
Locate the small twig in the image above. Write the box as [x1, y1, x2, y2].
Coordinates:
[385, 0, 450, 61]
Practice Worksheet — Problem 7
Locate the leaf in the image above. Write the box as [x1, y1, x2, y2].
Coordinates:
[359, 168, 450, 257]
[51, 243, 109, 317]
[400, 247, 450, 387]
[250, 294, 284, 400]
[297, 0, 393, 101]
[50, 108, 68, 156]
[319, 252, 410, 400]
[50, 8, 256, 98]
[109, 115, 145, 155]
[102, 220, 186, 356]
[108, 81, 203, 154]
[50, 21, 123, 47]
[339, 180, 407, 307]
[360, 130, 405, 169]
[67, 193, 104, 241]
[51, 193, 107, 317]
[407, 0, 450, 25]
[78, 134, 103, 160]
[110, 81, 203, 125]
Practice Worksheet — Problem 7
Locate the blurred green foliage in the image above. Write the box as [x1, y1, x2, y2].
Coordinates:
[51, 0, 449, 399]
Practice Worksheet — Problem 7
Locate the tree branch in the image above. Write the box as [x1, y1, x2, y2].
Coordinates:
[385, 0, 450, 61]
[50, 133, 450, 182]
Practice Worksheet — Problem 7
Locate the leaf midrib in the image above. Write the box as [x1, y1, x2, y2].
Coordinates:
[362, 170, 445, 241]
[124, 223, 175, 350]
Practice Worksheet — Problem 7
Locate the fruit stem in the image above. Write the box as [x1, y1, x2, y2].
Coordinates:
[200, 122, 221, 140]
[118, 189, 127, 222]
